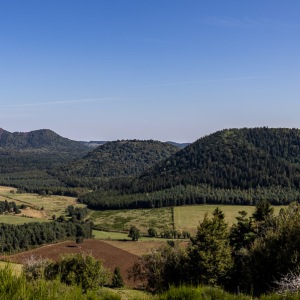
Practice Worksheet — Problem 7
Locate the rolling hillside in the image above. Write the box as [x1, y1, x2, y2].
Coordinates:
[0, 129, 90, 172]
[57, 140, 179, 180]
[136, 127, 300, 192]
[0, 129, 90, 192]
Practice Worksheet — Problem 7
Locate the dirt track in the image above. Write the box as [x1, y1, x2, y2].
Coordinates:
[4, 239, 142, 288]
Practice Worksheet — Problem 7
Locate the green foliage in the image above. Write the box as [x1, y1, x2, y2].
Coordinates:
[58, 139, 178, 178]
[229, 210, 256, 252]
[187, 208, 233, 286]
[148, 227, 158, 237]
[129, 243, 187, 292]
[128, 226, 141, 241]
[23, 256, 51, 281]
[66, 205, 88, 221]
[252, 199, 274, 222]
[148, 227, 157, 237]
[79, 184, 300, 211]
[112, 267, 124, 288]
[0, 263, 120, 299]
[0, 220, 92, 253]
[246, 202, 300, 294]
[0, 200, 20, 214]
[44, 253, 111, 292]
[157, 285, 251, 300]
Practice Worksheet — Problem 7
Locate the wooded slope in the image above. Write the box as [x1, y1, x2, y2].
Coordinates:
[136, 127, 300, 192]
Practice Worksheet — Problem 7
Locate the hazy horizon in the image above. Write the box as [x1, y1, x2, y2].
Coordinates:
[1, 1, 300, 142]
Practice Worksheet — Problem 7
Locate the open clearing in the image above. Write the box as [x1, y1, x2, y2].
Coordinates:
[3, 239, 141, 288]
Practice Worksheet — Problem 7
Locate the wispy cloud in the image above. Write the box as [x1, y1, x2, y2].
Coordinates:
[146, 75, 269, 88]
[3, 97, 118, 108]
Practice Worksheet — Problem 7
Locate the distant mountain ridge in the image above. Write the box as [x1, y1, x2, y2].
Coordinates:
[80, 140, 190, 149]
[0, 128, 90, 177]
[0, 128, 88, 150]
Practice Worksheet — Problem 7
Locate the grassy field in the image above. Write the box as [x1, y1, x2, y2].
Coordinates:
[174, 204, 284, 234]
[0, 215, 48, 225]
[90, 207, 173, 234]
[91, 204, 286, 235]
[0, 186, 85, 220]
[0, 186, 286, 237]
[93, 230, 129, 240]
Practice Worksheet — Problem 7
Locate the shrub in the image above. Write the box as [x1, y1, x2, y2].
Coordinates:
[23, 255, 51, 281]
[128, 226, 141, 241]
[44, 253, 111, 292]
[112, 267, 124, 288]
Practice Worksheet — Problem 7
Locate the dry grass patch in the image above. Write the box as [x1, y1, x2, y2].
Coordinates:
[0, 186, 17, 193]
[20, 207, 47, 219]
[0, 186, 85, 219]
[0, 261, 22, 276]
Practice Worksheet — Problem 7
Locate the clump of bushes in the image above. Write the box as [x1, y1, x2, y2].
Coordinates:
[23, 253, 111, 292]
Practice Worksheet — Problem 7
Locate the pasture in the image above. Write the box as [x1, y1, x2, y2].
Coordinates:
[0, 215, 48, 225]
[90, 207, 173, 234]
[91, 204, 286, 236]
[174, 204, 284, 234]
[0, 186, 85, 220]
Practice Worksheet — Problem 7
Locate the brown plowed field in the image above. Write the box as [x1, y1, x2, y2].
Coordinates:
[3, 239, 142, 288]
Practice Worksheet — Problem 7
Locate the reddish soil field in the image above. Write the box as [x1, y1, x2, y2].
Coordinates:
[104, 240, 189, 256]
[3, 239, 141, 288]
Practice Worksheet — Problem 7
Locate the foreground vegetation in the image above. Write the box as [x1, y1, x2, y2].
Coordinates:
[1, 199, 300, 298]
[128, 201, 300, 296]
[1, 263, 300, 299]
[0, 263, 120, 300]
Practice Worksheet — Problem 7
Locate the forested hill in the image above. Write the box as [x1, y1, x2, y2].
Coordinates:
[135, 128, 300, 192]
[0, 128, 88, 151]
[0, 129, 90, 180]
[57, 140, 179, 180]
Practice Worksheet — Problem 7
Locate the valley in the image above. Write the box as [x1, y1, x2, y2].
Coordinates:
[1, 127, 300, 298]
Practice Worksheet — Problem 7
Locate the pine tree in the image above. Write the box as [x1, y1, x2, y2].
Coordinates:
[112, 267, 124, 288]
[187, 208, 233, 285]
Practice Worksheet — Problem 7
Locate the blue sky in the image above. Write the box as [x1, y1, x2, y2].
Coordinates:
[1, 1, 300, 142]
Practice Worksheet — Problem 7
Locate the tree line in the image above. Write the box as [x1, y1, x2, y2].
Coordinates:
[78, 184, 300, 210]
[0, 219, 92, 253]
[0, 200, 20, 214]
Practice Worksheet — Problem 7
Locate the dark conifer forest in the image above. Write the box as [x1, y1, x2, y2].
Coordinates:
[3, 127, 300, 209]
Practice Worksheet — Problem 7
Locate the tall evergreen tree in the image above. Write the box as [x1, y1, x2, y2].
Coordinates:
[187, 208, 233, 286]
